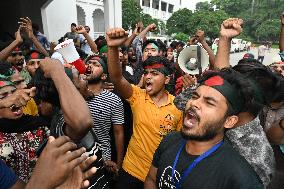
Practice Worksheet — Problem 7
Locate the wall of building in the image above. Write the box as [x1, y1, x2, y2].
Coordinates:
[41, 0, 78, 42]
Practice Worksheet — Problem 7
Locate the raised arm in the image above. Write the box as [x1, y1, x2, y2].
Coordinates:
[76, 25, 98, 53]
[280, 13, 284, 52]
[0, 28, 23, 61]
[40, 58, 93, 140]
[19, 17, 49, 57]
[195, 30, 215, 70]
[214, 18, 243, 70]
[124, 22, 143, 47]
[106, 28, 133, 99]
[138, 23, 157, 42]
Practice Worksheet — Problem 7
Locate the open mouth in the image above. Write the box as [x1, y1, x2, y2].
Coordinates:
[10, 105, 23, 116]
[184, 109, 200, 128]
[85, 66, 92, 76]
[145, 80, 153, 91]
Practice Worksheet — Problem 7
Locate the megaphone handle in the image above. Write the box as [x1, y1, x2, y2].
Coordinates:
[197, 46, 202, 75]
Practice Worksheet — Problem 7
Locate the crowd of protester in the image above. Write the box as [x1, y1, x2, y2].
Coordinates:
[0, 12, 283, 189]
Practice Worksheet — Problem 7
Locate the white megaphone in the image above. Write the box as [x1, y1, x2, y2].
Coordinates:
[54, 39, 86, 74]
[178, 45, 209, 75]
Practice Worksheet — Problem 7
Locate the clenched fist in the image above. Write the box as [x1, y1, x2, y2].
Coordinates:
[106, 28, 129, 47]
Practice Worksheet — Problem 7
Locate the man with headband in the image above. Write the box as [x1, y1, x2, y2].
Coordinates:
[106, 28, 182, 189]
[145, 69, 263, 189]
[84, 54, 125, 180]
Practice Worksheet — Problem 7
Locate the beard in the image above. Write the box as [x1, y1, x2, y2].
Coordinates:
[181, 115, 226, 142]
[87, 73, 103, 84]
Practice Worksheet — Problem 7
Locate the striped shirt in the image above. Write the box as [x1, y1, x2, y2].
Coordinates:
[87, 90, 124, 160]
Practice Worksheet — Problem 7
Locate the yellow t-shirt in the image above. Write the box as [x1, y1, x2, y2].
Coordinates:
[23, 98, 38, 116]
[123, 85, 183, 181]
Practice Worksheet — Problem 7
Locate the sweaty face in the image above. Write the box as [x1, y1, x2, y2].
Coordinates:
[142, 43, 159, 61]
[26, 59, 41, 77]
[0, 86, 23, 119]
[7, 52, 25, 71]
[143, 68, 167, 96]
[182, 85, 228, 141]
[85, 60, 104, 82]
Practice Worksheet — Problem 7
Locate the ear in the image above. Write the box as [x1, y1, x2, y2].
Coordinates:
[164, 75, 170, 85]
[223, 115, 238, 129]
[101, 73, 107, 81]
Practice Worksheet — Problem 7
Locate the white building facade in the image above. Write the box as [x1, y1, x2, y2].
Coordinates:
[41, 0, 122, 42]
[137, 0, 182, 22]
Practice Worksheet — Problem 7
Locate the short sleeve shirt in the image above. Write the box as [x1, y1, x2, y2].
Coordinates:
[122, 85, 183, 181]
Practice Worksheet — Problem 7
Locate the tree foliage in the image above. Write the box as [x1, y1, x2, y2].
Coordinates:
[122, 0, 143, 30]
[256, 19, 280, 42]
[211, 0, 284, 42]
[166, 8, 193, 35]
[174, 33, 189, 42]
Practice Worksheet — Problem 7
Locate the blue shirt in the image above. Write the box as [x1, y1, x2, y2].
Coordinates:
[0, 160, 18, 189]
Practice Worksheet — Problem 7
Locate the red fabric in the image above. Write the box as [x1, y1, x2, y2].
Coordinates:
[175, 76, 183, 95]
[144, 63, 164, 69]
[30, 52, 39, 59]
[71, 59, 86, 74]
[204, 76, 224, 86]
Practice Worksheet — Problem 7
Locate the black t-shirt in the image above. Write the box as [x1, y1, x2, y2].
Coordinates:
[50, 111, 109, 189]
[152, 132, 264, 189]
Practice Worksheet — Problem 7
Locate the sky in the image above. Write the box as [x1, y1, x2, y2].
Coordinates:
[181, 0, 209, 11]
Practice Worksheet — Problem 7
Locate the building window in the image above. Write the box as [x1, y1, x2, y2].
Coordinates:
[161, 1, 166, 11]
[153, 0, 159, 9]
[142, 0, 150, 7]
[168, 4, 174, 13]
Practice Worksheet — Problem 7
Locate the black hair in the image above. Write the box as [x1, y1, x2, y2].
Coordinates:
[0, 61, 12, 75]
[32, 68, 60, 107]
[71, 23, 77, 27]
[199, 68, 257, 116]
[233, 62, 284, 104]
[176, 41, 185, 48]
[142, 40, 160, 52]
[170, 41, 178, 49]
[156, 40, 167, 53]
[142, 56, 173, 75]
[95, 37, 107, 52]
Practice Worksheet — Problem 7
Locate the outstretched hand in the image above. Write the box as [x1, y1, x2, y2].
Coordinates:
[15, 27, 23, 43]
[18, 17, 34, 38]
[220, 18, 243, 39]
[106, 28, 129, 47]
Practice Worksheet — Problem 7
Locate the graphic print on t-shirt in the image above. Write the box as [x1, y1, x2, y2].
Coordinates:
[159, 114, 176, 137]
[158, 166, 181, 189]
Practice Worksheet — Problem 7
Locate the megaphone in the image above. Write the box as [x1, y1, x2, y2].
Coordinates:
[54, 39, 86, 74]
[178, 45, 209, 75]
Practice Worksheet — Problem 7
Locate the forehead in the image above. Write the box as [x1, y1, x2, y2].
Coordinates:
[195, 85, 227, 104]
[0, 85, 16, 94]
[145, 43, 157, 50]
[28, 59, 41, 64]
[87, 59, 100, 65]
[144, 68, 163, 75]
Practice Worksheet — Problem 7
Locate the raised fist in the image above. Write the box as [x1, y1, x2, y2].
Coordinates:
[220, 18, 243, 39]
[147, 23, 157, 32]
[196, 30, 205, 42]
[106, 28, 128, 47]
[76, 25, 87, 34]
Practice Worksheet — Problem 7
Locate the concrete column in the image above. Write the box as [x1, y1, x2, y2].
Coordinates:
[84, 8, 95, 37]
[150, 0, 153, 8]
[140, 0, 143, 7]
[104, 0, 122, 30]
